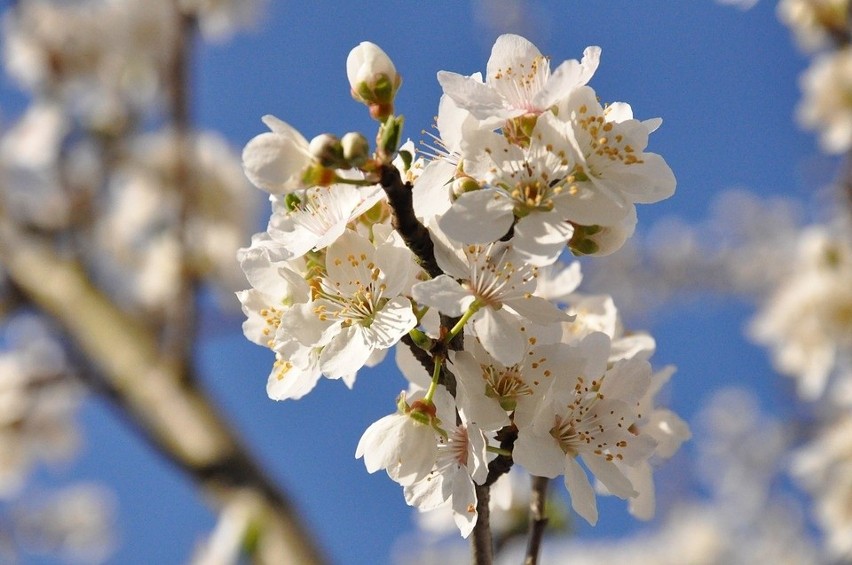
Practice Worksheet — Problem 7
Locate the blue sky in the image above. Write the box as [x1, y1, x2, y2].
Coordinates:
[8, 1, 831, 563]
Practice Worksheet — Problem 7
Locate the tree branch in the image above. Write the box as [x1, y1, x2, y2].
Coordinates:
[378, 164, 442, 279]
[472, 483, 493, 565]
[162, 5, 199, 380]
[0, 224, 326, 565]
[523, 476, 550, 565]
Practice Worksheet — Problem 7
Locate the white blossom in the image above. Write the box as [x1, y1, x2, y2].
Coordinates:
[798, 47, 852, 154]
[242, 115, 314, 194]
[513, 332, 657, 524]
[277, 228, 418, 380]
[412, 238, 569, 366]
[356, 391, 440, 487]
[438, 34, 600, 127]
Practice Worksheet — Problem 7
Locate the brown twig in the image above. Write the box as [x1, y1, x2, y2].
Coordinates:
[524, 476, 550, 565]
[472, 483, 493, 565]
[162, 6, 199, 381]
[378, 164, 442, 279]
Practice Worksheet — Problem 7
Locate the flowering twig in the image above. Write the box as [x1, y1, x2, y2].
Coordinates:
[524, 475, 550, 565]
[378, 163, 442, 278]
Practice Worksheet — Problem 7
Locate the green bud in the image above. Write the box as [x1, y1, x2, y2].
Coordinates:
[378, 116, 404, 161]
[397, 149, 413, 172]
[570, 237, 600, 256]
[341, 132, 370, 167]
[309, 134, 345, 168]
[452, 176, 480, 198]
[408, 328, 433, 351]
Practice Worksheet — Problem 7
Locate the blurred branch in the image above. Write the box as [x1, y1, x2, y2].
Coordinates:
[0, 222, 326, 565]
[523, 476, 549, 565]
[163, 6, 199, 378]
[471, 483, 493, 565]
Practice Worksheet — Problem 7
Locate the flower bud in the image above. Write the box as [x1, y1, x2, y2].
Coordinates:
[347, 42, 401, 120]
[569, 209, 637, 256]
[341, 132, 370, 167]
[452, 175, 480, 198]
[242, 115, 313, 194]
[308, 133, 345, 168]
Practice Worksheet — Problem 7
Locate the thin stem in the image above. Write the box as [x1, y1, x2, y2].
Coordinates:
[423, 355, 444, 404]
[524, 476, 550, 565]
[445, 301, 480, 344]
[471, 483, 493, 565]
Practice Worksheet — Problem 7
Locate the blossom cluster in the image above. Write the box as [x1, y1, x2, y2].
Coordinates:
[238, 35, 687, 535]
[779, 0, 852, 152]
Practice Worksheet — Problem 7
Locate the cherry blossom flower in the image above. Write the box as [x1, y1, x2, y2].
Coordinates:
[449, 333, 577, 431]
[277, 228, 418, 380]
[437, 34, 600, 127]
[356, 390, 440, 486]
[242, 115, 314, 194]
[750, 226, 852, 399]
[438, 111, 577, 265]
[797, 47, 852, 154]
[556, 86, 676, 227]
[412, 238, 569, 366]
[402, 387, 494, 538]
[513, 332, 657, 524]
[266, 184, 384, 260]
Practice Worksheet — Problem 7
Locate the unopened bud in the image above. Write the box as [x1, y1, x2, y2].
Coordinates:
[347, 42, 401, 120]
[452, 176, 480, 198]
[569, 213, 636, 257]
[341, 132, 370, 167]
[309, 133, 345, 168]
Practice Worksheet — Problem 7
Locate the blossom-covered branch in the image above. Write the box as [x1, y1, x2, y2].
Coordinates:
[237, 34, 688, 563]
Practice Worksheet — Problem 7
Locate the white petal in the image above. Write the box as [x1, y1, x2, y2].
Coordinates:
[600, 358, 652, 405]
[438, 190, 515, 244]
[535, 46, 601, 109]
[261, 115, 308, 141]
[242, 131, 309, 194]
[474, 308, 524, 366]
[320, 325, 372, 378]
[411, 276, 471, 316]
[367, 297, 417, 349]
[412, 160, 454, 222]
[513, 431, 563, 478]
[511, 212, 574, 267]
[266, 356, 322, 401]
[437, 71, 507, 121]
[356, 413, 406, 471]
[621, 461, 655, 521]
[278, 302, 334, 349]
[404, 472, 446, 510]
[505, 294, 571, 325]
[451, 472, 478, 538]
[581, 454, 636, 499]
[486, 34, 542, 85]
[563, 456, 598, 525]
